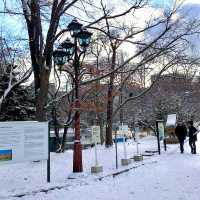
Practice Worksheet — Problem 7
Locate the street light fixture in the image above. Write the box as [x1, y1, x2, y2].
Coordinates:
[77, 28, 93, 47]
[67, 18, 83, 36]
[53, 47, 68, 66]
[53, 18, 92, 173]
[60, 38, 75, 59]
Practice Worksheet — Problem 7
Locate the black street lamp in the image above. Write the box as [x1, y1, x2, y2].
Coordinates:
[77, 28, 93, 47]
[53, 47, 68, 66]
[53, 18, 92, 173]
[67, 18, 83, 35]
[60, 38, 75, 59]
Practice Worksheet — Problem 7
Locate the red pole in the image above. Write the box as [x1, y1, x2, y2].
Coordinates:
[73, 99, 83, 172]
[73, 36, 83, 173]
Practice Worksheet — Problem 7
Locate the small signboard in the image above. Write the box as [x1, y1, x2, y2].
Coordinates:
[166, 114, 176, 127]
[118, 125, 129, 137]
[0, 121, 48, 164]
[119, 125, 129, 132]
[91, 126, 101, 143]
[157, 121, 165, 140]
[112, 124, 119, 132]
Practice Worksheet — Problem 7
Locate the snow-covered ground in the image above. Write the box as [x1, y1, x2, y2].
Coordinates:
[0, 136, 199, 200]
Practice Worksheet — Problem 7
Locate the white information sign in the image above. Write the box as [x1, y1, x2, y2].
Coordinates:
[91, 126, 101, 143]
[0, 121, 48, 164]
[158, 121, 165, 140]
[166, 114, 176, 127]
[118, 125, 129, 133]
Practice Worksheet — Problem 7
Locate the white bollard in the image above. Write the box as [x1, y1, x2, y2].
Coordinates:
[94, 139, 98, 166]
[136, 141, 139, 154]
[121, 136, 131, 166]
[123, 136, 127, 159]
[134, 135, 143, 162]
[91, 136, 103, 173]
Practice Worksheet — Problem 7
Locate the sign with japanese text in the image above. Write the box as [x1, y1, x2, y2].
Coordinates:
[0, 121, 48, 164]
[91, 126, 101, 143]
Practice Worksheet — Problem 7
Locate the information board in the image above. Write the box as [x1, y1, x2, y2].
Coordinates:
[119, 125, 129, 132]
[118, 125, 129, 137]
[158, 121, 165, 140]
[0, 121, 48, 164]
[166, 114, 176, 127]
[91, 126, 101, 143]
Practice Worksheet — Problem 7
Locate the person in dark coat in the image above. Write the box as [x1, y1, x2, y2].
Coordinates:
[175, 122, 187, 153]
[188, 121, 198, 154]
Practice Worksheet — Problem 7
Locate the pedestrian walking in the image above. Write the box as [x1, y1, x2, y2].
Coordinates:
[188, 120, 198, 154]
[175, 122, 187, 153]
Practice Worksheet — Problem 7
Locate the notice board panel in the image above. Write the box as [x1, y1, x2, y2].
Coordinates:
[0, 121, 48, 164]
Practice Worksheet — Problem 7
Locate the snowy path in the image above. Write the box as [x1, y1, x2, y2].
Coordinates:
[1, 137, 200, 200]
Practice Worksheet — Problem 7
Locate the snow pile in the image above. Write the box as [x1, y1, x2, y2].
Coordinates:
[0, 136, 185, 200]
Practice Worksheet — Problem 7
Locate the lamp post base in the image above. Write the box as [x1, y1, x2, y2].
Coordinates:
[133, 154, 143, 162]
[121, 158, 131, 166]
[91, 166, 103, 173]
[73, 142, 83, 172]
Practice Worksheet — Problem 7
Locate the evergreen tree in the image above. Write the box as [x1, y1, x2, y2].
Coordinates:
[0, 64, 35, 121]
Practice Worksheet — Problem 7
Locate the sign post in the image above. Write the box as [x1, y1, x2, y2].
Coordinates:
[123, 136, 127, 159]
[94, 137, 98, 166]
[112, 125, 119, 169]
[114, 129, 118, 169]
[135, 126, 140, 154]
[133, 125, 143, 161]
[118, 124, 131, 165]
[156, 121, 161, 155]
[47, 122, 50, 183]
[91, 126, 103, 173]
[156, 120, 165, 155]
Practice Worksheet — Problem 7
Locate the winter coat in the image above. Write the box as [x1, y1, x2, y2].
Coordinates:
[188, 126, 198, 142]
[175, 125, 187, 141]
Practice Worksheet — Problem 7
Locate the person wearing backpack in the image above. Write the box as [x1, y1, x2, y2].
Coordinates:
[188, 121, 198, 154]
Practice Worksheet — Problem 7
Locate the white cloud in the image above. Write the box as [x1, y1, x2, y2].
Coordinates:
[184, 0, 200, 4]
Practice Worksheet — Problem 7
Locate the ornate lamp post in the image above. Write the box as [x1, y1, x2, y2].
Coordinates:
[53, 18, 92, 172]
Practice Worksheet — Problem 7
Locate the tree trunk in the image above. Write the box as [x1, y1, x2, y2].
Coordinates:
[35, 68, 50, 121]
[99, 120, 105, 145]
[105, 47, 116, 147]
[105, 81, 114, 146]
[60, 125, 69, 152]
[119, 87, 124, 125]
